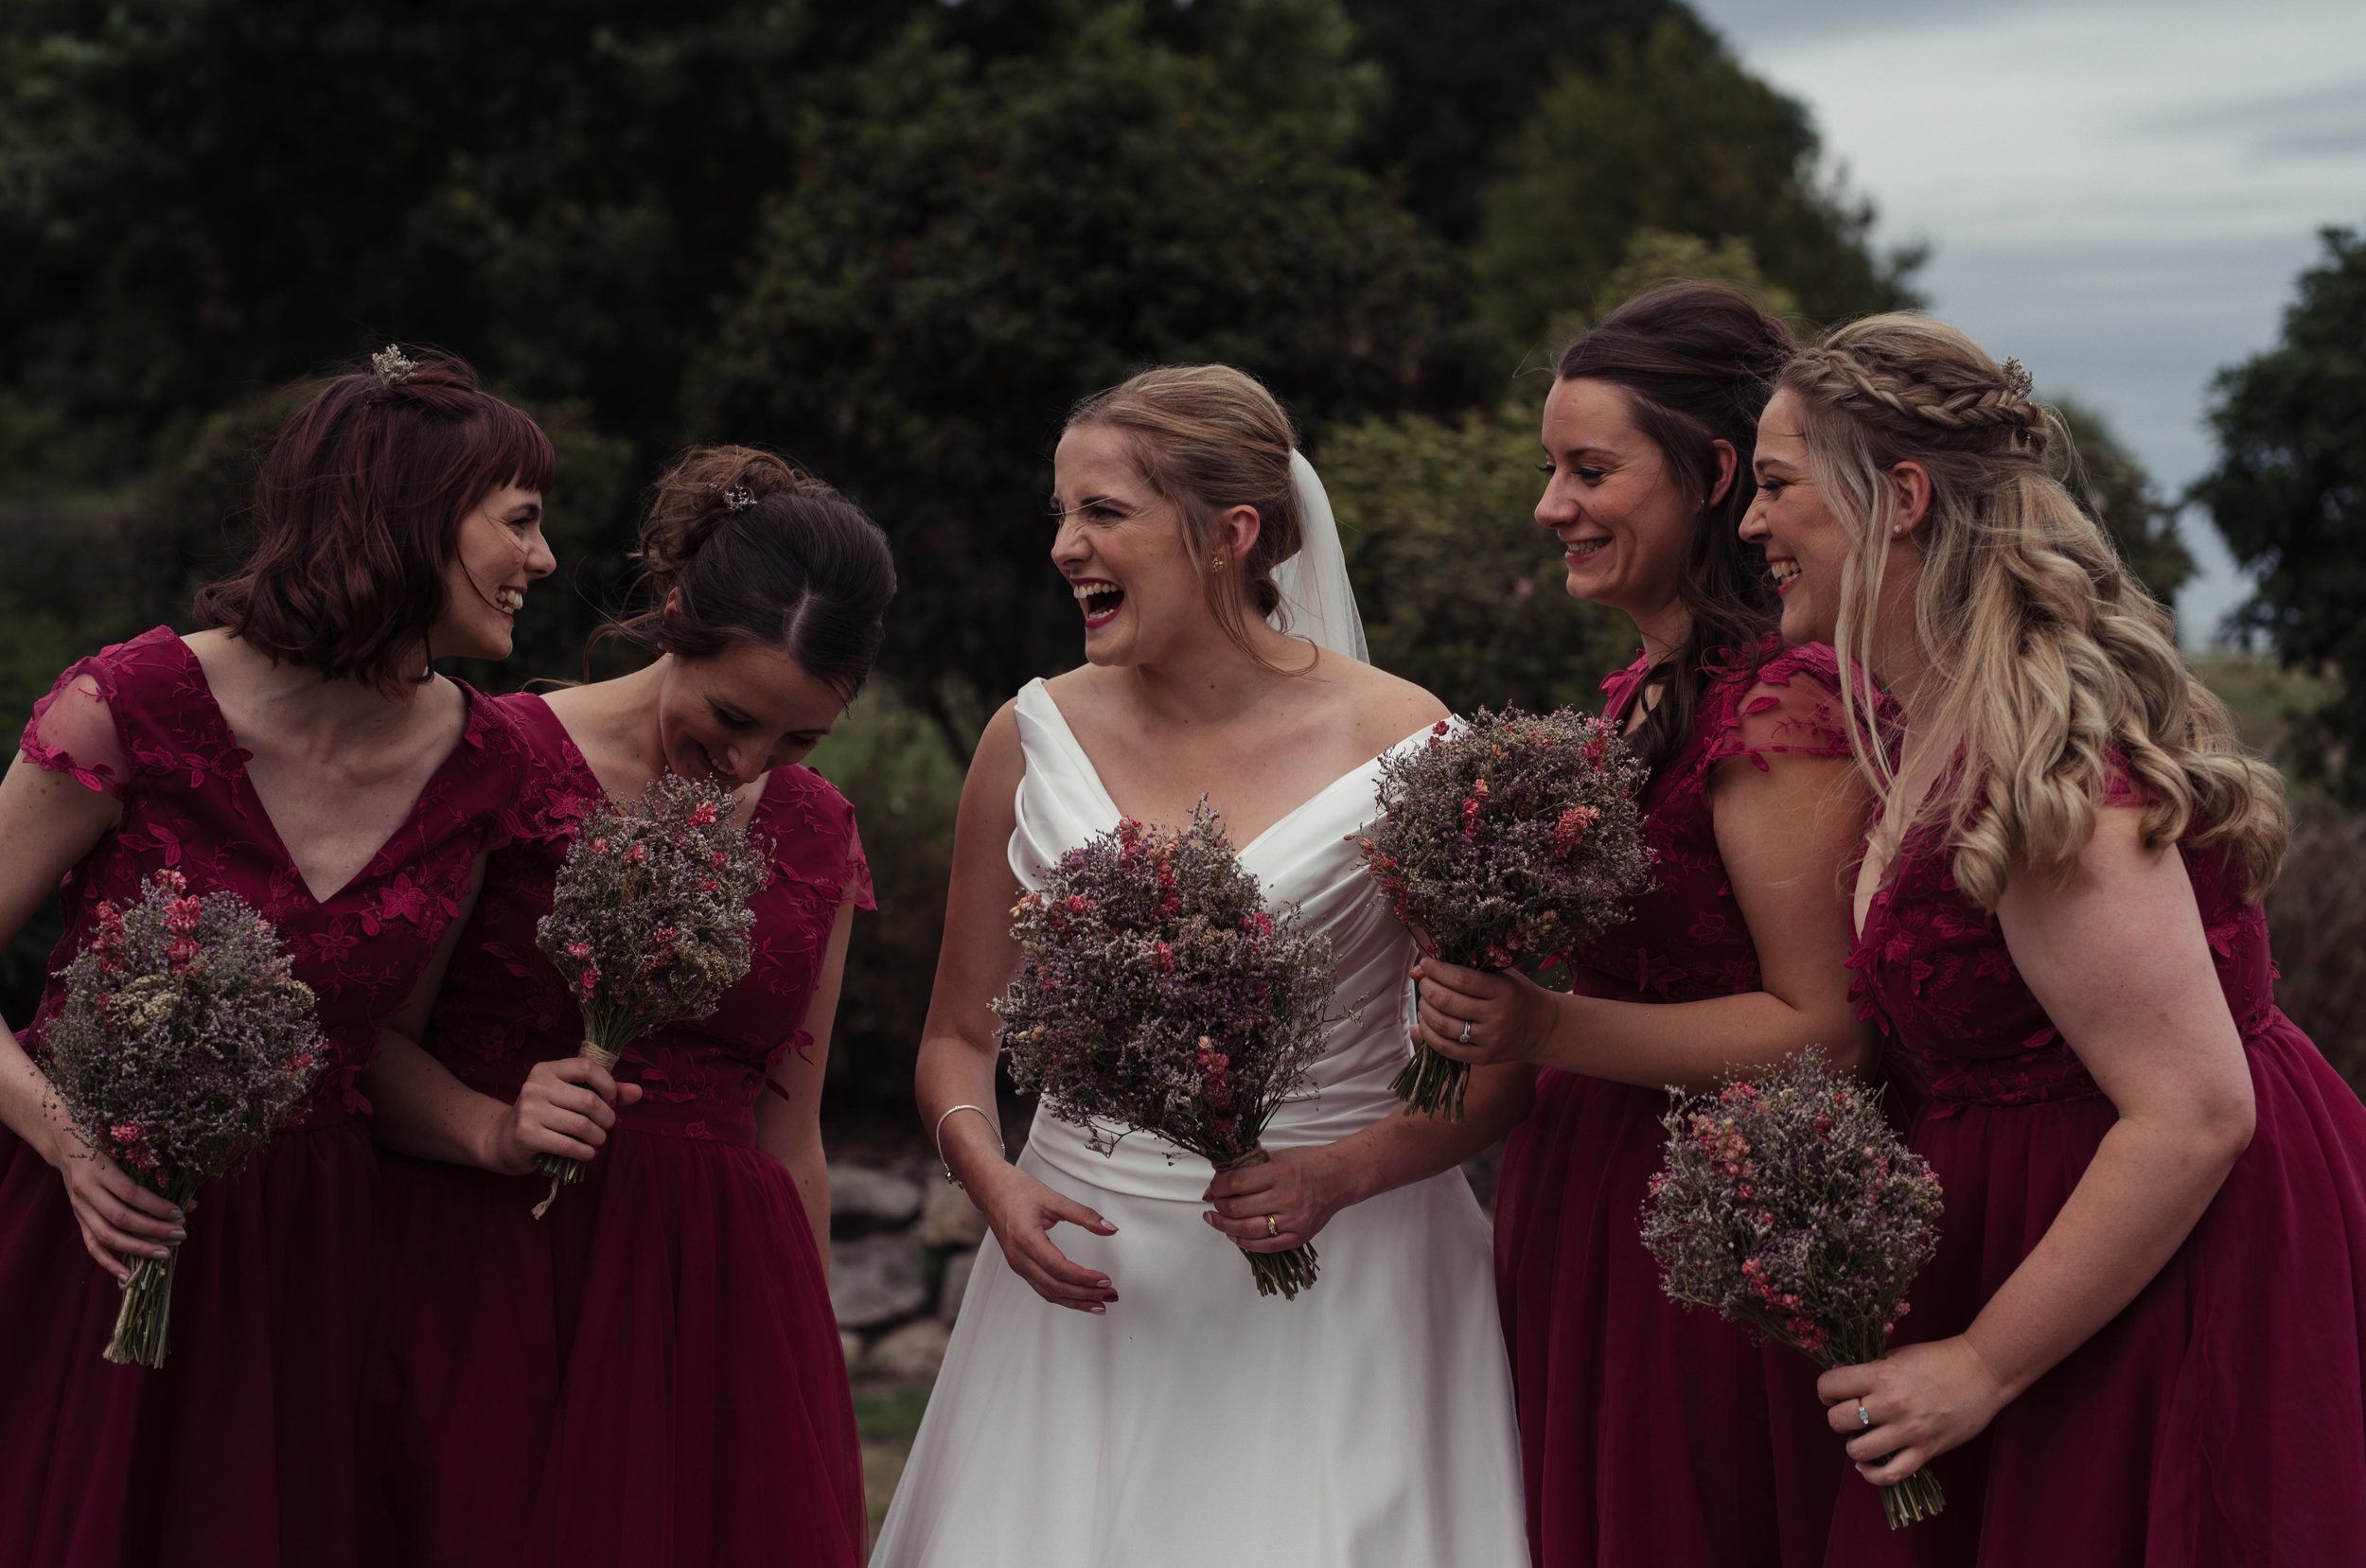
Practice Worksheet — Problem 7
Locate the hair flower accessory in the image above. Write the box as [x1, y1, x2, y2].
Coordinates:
[1999, 356, 2034, 401]
[370, 344, 419, 387]
[720, 484, 757, 515]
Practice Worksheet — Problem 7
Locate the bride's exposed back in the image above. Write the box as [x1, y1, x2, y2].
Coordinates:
[872, 365, 1529, 1568]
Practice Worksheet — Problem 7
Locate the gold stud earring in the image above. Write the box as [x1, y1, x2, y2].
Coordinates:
[1210, 553, 1227, 570]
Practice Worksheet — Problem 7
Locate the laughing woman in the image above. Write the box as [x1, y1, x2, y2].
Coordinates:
[872, 365, 1528, 1568]
[1412, 282, 1870, 1568]
[1742, 314, 2366, 1565]
[0, 347, 556, 1568]
[361, 446, 893, 1568]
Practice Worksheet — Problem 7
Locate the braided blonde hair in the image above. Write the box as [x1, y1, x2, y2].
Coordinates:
[1784, 314, 2286, 907]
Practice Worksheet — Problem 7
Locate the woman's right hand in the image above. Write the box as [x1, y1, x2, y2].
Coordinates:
[485, 1056, 644, 1175]
[44, 1119, 184, 1282]
[975, 1162, 1120, 1313]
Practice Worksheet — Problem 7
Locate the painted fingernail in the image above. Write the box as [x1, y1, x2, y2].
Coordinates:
[1089, 1304, 1106, 1314]
[152, 1246, 170, 1258]
[170, 1208, 185, 1221]
[168, 1228, 186, 1242]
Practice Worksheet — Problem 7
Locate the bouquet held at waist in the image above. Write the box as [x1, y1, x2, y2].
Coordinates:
[1355, 709, 1652, 1119]
[531, 773, 772, 1213]
[1642, 1051, 1947, 1529]
[41, 869, 327, 1366]
[997, 804, 1339, 1301]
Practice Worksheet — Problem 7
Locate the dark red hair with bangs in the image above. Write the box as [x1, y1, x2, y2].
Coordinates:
[194, 346, 555, 691]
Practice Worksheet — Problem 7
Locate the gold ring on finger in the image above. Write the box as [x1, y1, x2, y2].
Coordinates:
[1265, 1213, 1280, 1238]
[1857, 1402, 1872, 1428]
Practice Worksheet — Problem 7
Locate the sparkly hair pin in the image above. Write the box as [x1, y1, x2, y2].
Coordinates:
[720, 484, 757, 515]
[1999, 357, 2034, 401]
[370, 344, 419, 387]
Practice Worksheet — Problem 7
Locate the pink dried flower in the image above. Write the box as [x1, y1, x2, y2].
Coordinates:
[1641, 1052, 1947, 1527]
[43, 872, 324, 1365]
[996, 803, 1336, 1300]
[1357, 707, 1653, 1117]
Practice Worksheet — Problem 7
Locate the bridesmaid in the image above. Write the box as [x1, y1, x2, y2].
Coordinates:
[1415, 282, 1869, 1568]
[361, 446, 894, 1568]
[1742, 314, 2366, 1563]
[0, 346, 556, 1567]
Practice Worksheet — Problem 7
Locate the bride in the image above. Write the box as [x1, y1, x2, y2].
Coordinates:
[872, 365, 1530, 1567]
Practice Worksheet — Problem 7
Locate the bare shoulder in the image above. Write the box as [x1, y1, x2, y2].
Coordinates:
[962, 696, 1026, 806]
[1313, 654, 1447, 749]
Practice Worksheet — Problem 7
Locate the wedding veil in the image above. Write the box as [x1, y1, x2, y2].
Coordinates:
[1267, 450, 1368, 662]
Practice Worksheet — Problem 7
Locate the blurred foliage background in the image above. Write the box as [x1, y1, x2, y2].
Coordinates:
[3, 0, 2357, 1107]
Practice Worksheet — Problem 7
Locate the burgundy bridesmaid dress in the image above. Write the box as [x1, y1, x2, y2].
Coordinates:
[1492, 638, 1852, 1568]
[1828, 778, 2366, 1565]
[0, 627, 536, 1568]
[362, 692, 869, 1568]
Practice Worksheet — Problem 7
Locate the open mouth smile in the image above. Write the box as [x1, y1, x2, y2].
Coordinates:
[1072, 578, 1125, 628]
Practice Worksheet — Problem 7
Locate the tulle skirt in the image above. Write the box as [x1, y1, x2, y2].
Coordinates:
[1494, 1068, 1841, 1568]
[0, 1116, 380, 1568]
[1824, 1013, 2366, 1566]
[361, 1115, 864, 1568]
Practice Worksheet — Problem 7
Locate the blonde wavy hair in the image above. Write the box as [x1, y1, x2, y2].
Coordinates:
[1783, 314, 2287, 907]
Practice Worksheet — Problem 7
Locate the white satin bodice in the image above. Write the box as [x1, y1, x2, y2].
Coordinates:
[1008, 678, 1423, 1200]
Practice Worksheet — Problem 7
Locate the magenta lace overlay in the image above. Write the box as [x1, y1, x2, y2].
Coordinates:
[1566, 640, 1856, 1005]
[423, 694, 872, 1143]
[15, 627, 539, 1127]
[1851, 789, 2282, 1113]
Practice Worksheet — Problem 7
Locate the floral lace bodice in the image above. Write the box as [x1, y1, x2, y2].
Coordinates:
[1850, 781, 2281, 1111]
[16, 626, 538, 1125]
[1565, 640, 1855, 1005]
[421, 693, 873, 1137]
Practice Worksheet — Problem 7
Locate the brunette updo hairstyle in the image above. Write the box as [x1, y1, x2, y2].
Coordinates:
[195, 345, 555, 691]
[607, 446, 896, 701]
[1065, 364, 1306, 664]
[1557, 282, 1799, 780]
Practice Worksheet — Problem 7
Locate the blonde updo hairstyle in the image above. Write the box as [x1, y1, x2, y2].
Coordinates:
[1785, 314, 2287, 907]
[602, 444, 896, 700]
[1064, 364, 1307, 668]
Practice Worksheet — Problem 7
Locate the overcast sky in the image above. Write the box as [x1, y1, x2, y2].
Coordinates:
[1686, 0, 2366, 643]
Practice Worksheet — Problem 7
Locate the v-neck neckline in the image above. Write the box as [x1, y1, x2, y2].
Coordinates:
[1026, 680, 1421, 860]
[520, 691, 786, 837]
[174, 636, 483, 907]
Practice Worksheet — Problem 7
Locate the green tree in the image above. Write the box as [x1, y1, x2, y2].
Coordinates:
[2196, 225, 2366, 795]
[687, 4, 1469, 752]
[2053, 396, 2196, 608]
[1338, 0, 1675, 241]
[1470, 15, 1922, 360]
[0, 0, 917, 476]
[1319, 402, 1633, 713]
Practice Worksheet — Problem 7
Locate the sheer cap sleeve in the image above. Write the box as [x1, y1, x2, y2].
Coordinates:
[842, 819, 876, 914]
[1704, 642, 1860, 775]
[18, 648, 142, 799]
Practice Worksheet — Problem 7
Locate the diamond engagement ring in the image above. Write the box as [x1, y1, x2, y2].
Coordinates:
[1857, 1403, 1872, 1428]
[1265, 1214, 1280, 1238]
[1458, 1020, 1473, 1046]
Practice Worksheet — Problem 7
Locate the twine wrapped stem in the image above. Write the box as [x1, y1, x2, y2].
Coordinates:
[531, 1042, 622, 1218]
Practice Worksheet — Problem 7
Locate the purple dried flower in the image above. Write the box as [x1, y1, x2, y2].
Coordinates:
[529, 774, 771, 1208]
[42, 869, 327, 1366]
[1355, 707, 1654, 1117]
[996, 802, 1338, 1300]
[1640, 1052, 1947, 1527]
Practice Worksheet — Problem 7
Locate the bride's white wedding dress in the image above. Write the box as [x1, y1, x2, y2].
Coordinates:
[869, 678, 1528, 1568]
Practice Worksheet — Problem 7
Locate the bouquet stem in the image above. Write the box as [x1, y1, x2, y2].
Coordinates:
[1390, 979, 1470, 1120]
[1213, 1148, 1320, 1301]
[104, 1177, 199, 1367]
[532, 1041, 620, 1218]
[1782, 1319, 1948, 1530]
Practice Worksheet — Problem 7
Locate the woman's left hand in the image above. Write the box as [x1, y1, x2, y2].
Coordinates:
[1202, 1145, 1362, 1253]
[1817, 1336, 2012, 1486]
[1409, 956, 1558, 1068]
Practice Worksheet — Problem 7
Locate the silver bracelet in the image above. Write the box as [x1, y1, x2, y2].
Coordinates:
[932, 1103, 998, 1189]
